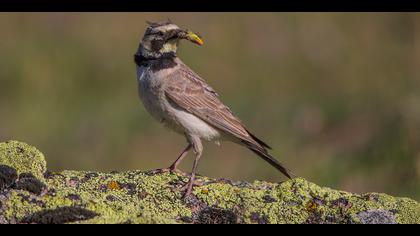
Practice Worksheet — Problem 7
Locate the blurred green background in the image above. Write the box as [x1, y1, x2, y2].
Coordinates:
[0, 13, 419, 200]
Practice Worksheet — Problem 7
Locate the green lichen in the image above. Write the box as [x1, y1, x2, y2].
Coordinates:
[194, 177, 420, 224]
[0, 141, 46, 181]
[0, 141, 419, 224]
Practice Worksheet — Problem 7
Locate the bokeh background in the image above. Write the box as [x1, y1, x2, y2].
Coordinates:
[0, 13, 419, 200]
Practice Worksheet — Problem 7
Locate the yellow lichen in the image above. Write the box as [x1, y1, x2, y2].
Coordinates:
[0, 141, 47, 181]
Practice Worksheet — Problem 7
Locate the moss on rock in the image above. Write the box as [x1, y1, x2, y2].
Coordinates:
[0, 141, 419, 224]
[0, 141, 46, 181]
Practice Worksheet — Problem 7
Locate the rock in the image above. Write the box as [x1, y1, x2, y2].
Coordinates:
[0, 165, 18, 191]
[0, 140, 419, 224]
[0, 141, 47, 182]
[14, 173, 47, 195]
[19, 206, 98, 224]
[357, 210, 396, 224]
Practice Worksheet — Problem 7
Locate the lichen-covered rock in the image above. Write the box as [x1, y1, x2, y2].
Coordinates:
[0, 141, 46, 181]
[0, 141, 419, 224]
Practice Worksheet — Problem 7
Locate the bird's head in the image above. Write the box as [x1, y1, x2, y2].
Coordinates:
[137, 20, 204, 58]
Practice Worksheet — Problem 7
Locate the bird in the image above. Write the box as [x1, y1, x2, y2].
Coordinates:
[134, 20, 292, 198]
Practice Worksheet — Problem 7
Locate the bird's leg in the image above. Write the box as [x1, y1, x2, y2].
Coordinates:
[168, 144, 192, 175]
[150, 144, 191, 176]
[183, 139, 203, 199]
[182, 152, 201, 198]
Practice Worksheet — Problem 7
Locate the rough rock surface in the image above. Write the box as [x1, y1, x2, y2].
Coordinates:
[0, 140, 419, 224]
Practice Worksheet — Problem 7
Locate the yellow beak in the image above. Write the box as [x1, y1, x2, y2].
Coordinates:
[187, 31, 204, 46]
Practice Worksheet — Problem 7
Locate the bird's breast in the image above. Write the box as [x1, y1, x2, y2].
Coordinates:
[136, 66, 166, 121]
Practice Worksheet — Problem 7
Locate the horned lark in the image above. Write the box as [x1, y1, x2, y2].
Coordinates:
[134, 21, 291, 198]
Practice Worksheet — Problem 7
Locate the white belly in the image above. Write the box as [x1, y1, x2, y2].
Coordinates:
[167, 105, 221, 141]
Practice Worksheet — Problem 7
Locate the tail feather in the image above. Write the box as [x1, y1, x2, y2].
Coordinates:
[242, 140, 292, 179]
[246, 129, 272, 150]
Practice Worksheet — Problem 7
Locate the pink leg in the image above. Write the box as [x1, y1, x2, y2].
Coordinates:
[151, 144, 192, 176]
[168, 144, 192, 174]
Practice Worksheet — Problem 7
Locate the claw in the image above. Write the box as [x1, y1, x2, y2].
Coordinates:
[149, 167, 189, 176]
[180, 178, 204, 199]
[148, 168, 170, 175]
[168, 167, 189, 176]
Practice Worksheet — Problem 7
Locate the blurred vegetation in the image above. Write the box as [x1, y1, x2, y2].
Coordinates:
[0, 13, 419, 199]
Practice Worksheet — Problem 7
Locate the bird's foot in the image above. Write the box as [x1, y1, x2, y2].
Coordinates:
[168, 165, 189, 176]
[180, 179, 204, 199]
[149, 167, 188, 176]
[148, 168, 169, 175]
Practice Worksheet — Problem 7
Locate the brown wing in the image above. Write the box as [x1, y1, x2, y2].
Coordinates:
[164, 63, 253, 143]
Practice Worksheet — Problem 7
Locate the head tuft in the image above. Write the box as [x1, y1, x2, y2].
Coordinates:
[145, 20, 173, 28]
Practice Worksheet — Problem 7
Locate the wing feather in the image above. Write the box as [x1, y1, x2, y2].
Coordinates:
[164, 64, 253, 143]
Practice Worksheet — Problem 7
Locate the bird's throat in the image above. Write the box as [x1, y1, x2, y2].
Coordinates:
[159, 40, 179, 54]
[134, 51, 178, 72]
